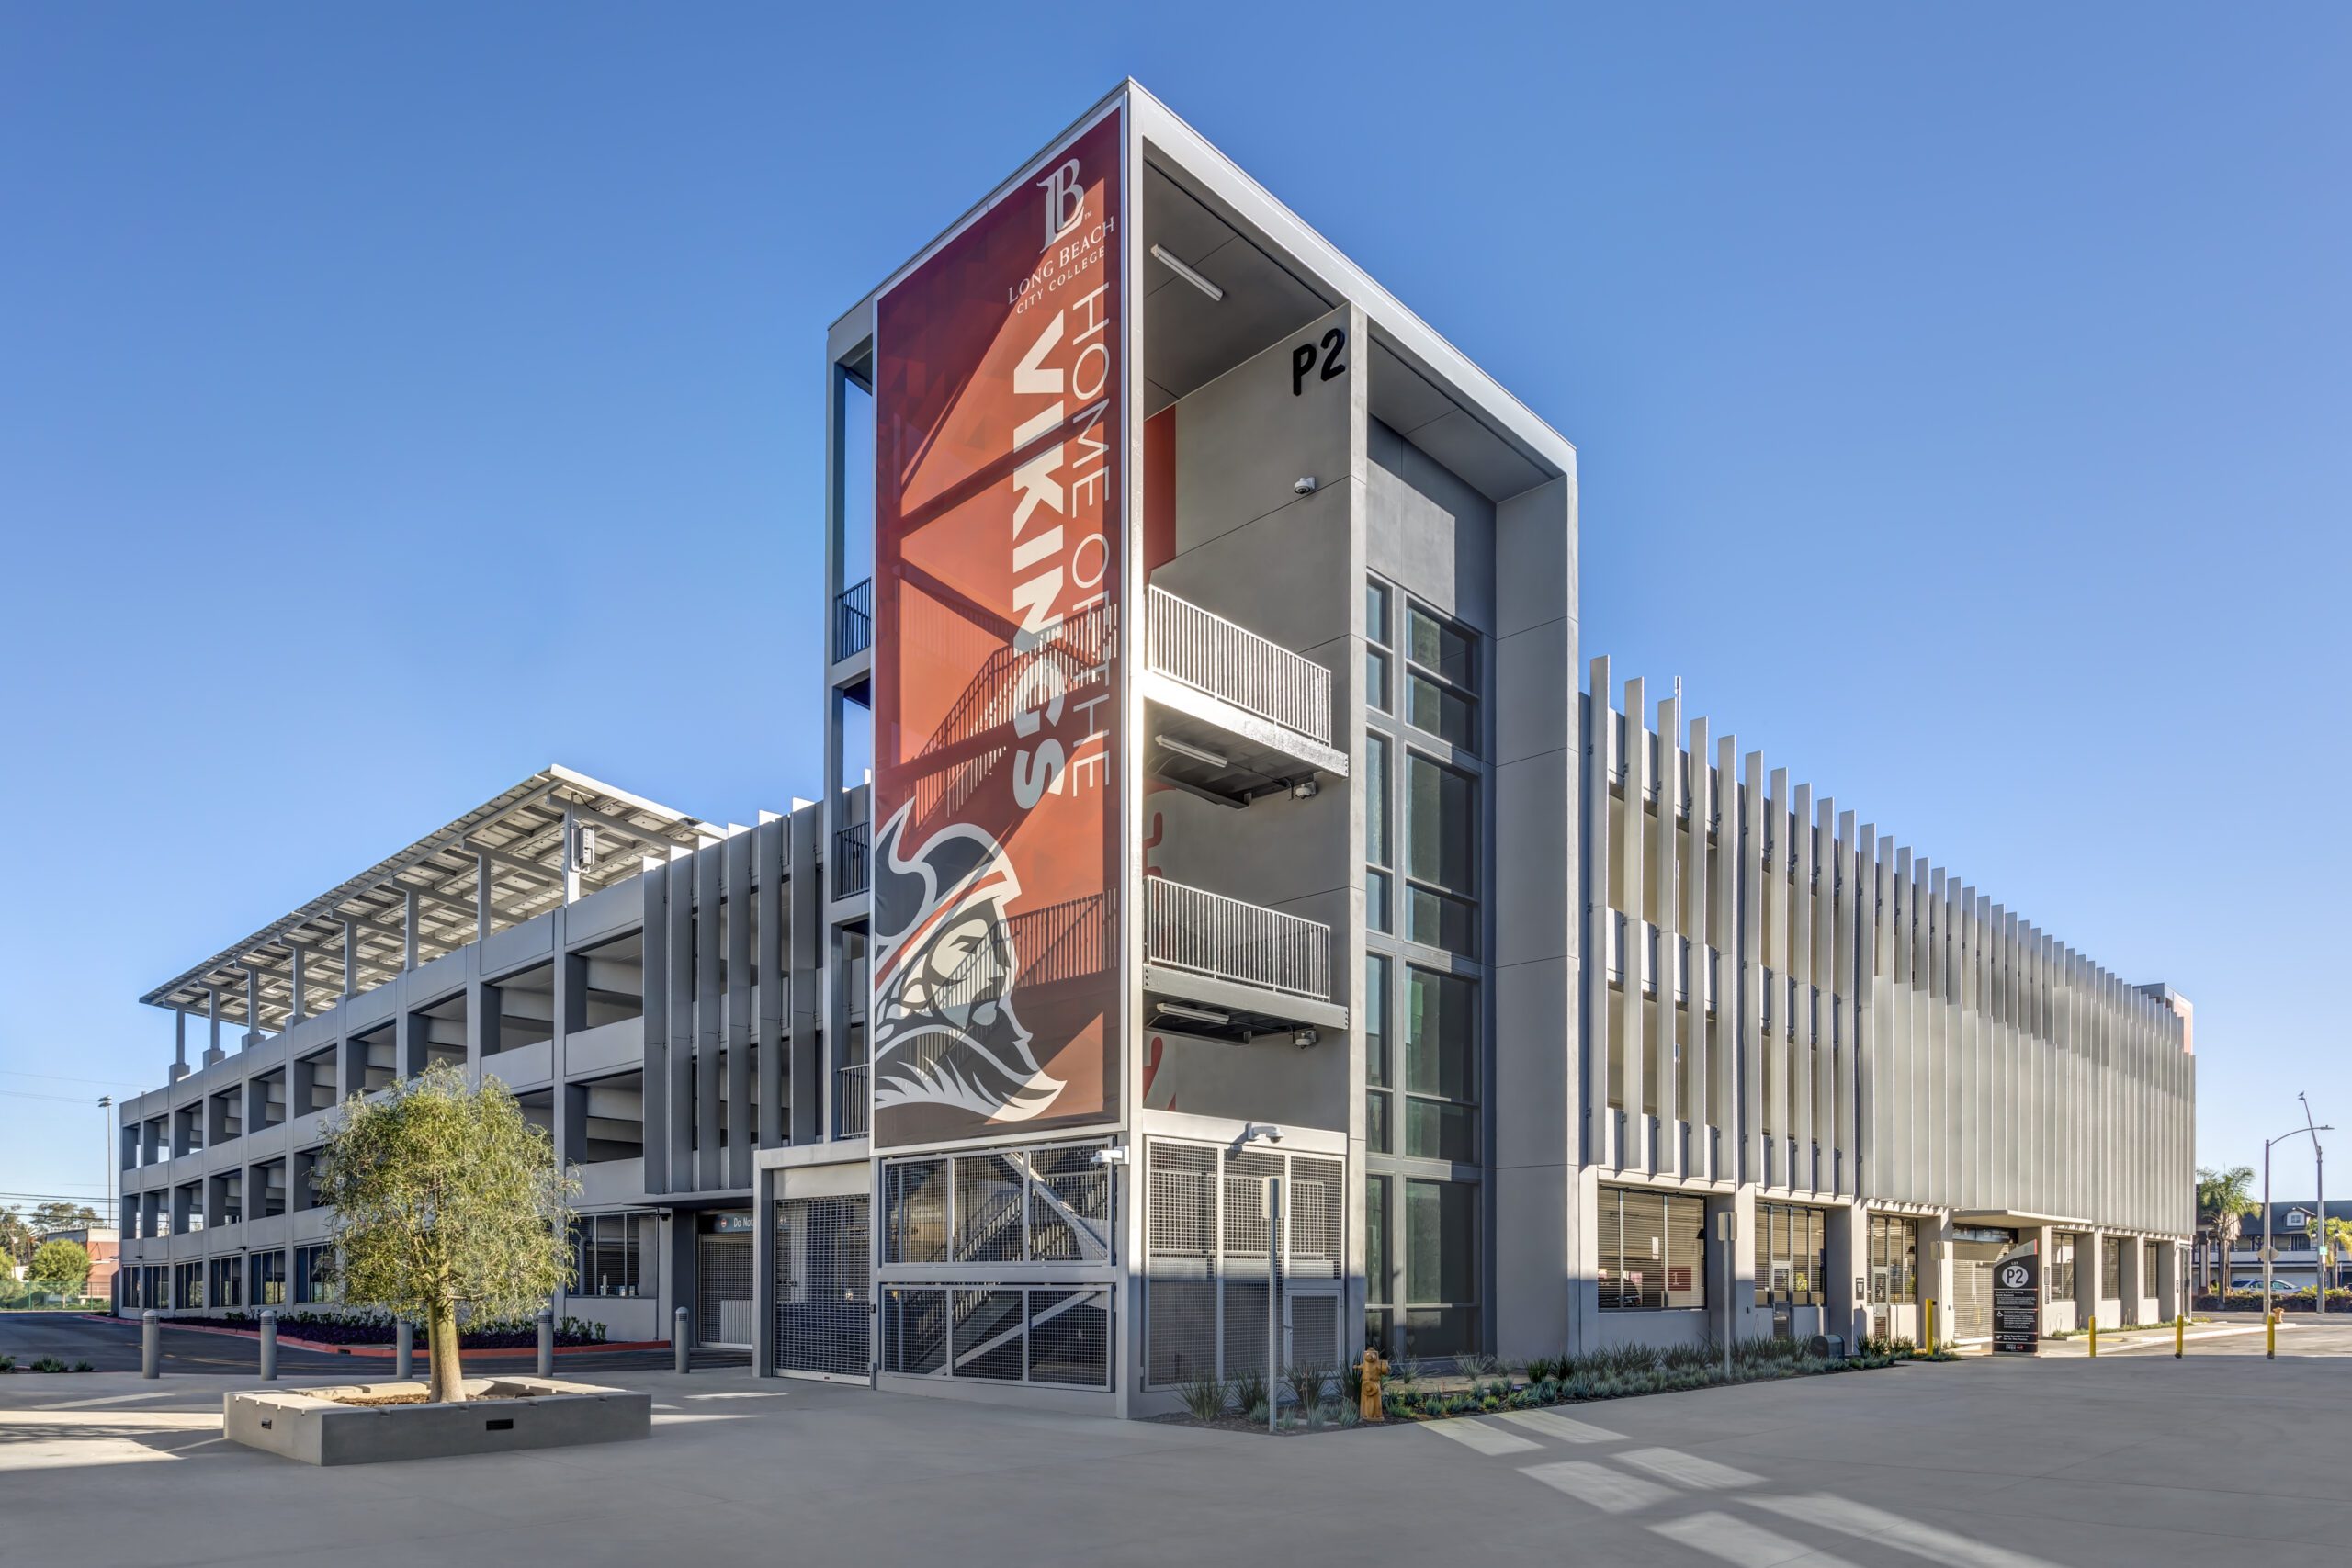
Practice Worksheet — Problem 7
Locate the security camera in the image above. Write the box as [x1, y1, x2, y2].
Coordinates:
[1289, 778, 1319, 800]
[1292, 1028, 1319, 1050]
[1090, 1145, 1131, 1167]
[1293, 476, 1318, 495]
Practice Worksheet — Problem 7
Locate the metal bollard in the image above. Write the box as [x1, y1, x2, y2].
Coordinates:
[2176, 1313, 2185, 1359]
[141, 1309, 160, 1380]
[395, 1317, 413, 1381]
[2267, 1307, 2278, 1360]
[673, 1306, 690, 1374]
[537, 1308, 554, 1378]
[2088, 1316, 2098, 1358]
[260, 1309, 278, 1381]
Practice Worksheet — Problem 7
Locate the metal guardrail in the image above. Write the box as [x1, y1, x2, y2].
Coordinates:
[1143, 877, 1331, 1002]
[1145, 585, 1332, 747]
[834, 1063, 869, 1139]
[835, 821, 871, 898]
[836, 578, 873, 662]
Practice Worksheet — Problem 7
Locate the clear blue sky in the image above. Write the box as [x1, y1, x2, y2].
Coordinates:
[4, 6, 2346, 1218]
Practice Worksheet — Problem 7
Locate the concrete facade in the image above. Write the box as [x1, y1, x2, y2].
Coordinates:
[114, 80, 2193, 1419]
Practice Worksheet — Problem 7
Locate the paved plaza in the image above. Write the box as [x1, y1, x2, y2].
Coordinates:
[6, 1313, 2351, 1567]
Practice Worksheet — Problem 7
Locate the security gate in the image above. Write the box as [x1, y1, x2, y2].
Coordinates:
[695, 1215, 755, 1348]
[1951, 1229, 2015, 1342]
[774, 1195, 872, 1378]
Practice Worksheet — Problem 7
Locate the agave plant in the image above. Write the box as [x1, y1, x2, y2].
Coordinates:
[1176, 1374, 1230, 1423]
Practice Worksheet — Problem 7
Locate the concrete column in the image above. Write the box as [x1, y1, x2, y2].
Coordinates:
[788, 806, 822, 1147]
[1739, 751, 1764, 1187]
[724, 828, 753, 1190]
[639, 857, 670, 1197]
[669, 846, 696, 1190]
[755, 815, 786, 1151]
[403, 890, 419, 971]
[1766, 767, 1790, 1188]
[289, 942, 307, 1024]
[1582, 659, 1614, 1171]
[1713, 737, 1738, 1183]
[476, 852, 494, 942]
[1620, 676, 1647, 1174]
[205, 987, 225, 1066]
[1654, 690, 1680, 1177]
[1685, 716, 1712, 1172]
[1790, 780, 1813, 1189]
[343, 921, 358, 998]
[1826, 1201, 1865, 1348]
[244, 970, 262, 1046]
[172, 1009, 188, 1080]
[695, 841, 723, 1190]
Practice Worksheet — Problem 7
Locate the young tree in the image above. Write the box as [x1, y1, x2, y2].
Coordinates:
[28, 1238, 91, 1296]
[312, 1063, 577, 1404]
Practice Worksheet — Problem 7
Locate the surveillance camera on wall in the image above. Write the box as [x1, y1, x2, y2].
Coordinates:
[1293, 476, 1317, 495]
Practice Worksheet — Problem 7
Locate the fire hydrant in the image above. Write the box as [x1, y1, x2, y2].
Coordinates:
[1356, 1349, 1390, 1422]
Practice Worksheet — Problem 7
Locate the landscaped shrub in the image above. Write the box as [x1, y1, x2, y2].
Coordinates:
[30, 1357, 68, 1373]
[1177, 1374, 1229, 1422]
[1283, 1361, 1330, 1410]
[1230, 1369, 1268, 1421]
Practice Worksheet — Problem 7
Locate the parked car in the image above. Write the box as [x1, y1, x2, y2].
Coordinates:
[2230, 1277, 2303, 1293]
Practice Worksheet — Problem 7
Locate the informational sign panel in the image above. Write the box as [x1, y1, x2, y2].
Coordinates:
[869, 107, 1126, 1150]
[1993, 1241, 2040, 1355]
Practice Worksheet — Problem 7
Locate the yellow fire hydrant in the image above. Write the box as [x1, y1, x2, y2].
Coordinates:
[1357, 1349, 1390, 1422]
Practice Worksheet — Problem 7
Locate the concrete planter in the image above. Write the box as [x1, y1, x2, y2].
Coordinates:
[225, 1376, 651, 1466]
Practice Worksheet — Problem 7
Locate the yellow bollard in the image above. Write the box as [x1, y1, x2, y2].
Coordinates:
[2267, 1308, 2277, 1360]
[1924, 1299, 1934, 1354]
[2088, 1316, 2098, 1358]
[2175, 1313, 2184, 1359]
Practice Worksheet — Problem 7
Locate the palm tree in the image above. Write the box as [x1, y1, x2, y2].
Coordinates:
[2197, 1166, 2258, 1294]
[2320, 1216, 2352, 1299]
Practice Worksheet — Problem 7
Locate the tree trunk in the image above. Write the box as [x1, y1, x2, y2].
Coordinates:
[425, 1301, 467, 1404]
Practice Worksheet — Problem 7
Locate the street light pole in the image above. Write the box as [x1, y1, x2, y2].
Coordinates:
[2263, 1110, 2334, 1326]
[97, 1096, 113, 1232]
[2304, 1094, 2326, 1313]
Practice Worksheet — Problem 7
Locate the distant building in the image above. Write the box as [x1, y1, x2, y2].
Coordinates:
[37, 1224, 117, 1300]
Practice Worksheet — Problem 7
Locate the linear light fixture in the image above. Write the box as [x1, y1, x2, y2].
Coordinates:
[1154, 1001, 1230, 1028]
[1155, 733, 1229, 770]
[1149, 243, 1225, 302]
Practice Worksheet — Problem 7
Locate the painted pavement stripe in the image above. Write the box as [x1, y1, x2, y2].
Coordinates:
[1495, 1408, 1624, 1444]
[1417, 1417, 1542, 1455]
[1517, 1459, 1674, 1513]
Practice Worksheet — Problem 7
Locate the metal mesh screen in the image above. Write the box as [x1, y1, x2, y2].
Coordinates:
[1146, 1139, 1352, 1387]
[774, 1195, 871, 1377]
[1290, 1292, 1340, 1370]
[1223, 1280, 1272, 1380]
[885, 1287, 947, 1374]
[954, 1288, 1027, 1380]
[1025, 1146, 1113, 1262]
[955, 1154, 1026, 1264]
[695, 1233, 753, 1347]
[1027, 1287, 1111, 1385]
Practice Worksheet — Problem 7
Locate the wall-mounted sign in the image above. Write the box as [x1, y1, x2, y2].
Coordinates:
[871, 106, 1127, 1151]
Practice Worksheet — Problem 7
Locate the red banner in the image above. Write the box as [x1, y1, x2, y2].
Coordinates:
[870, 109, 1125, 1149]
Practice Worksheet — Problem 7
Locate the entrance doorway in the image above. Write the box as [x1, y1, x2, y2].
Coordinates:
[1951, 1226, 2017, 1342]
[773, 1194, 871, 1377]
[695, 1211, 755, 1348]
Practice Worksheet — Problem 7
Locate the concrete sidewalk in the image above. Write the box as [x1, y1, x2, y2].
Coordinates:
[8, 1343, 2352, 1566]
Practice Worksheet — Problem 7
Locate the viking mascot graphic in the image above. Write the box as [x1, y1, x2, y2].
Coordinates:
[869, 804, 1067, 1122]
